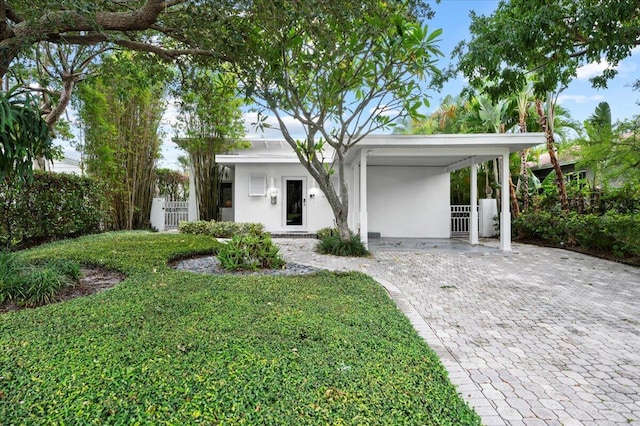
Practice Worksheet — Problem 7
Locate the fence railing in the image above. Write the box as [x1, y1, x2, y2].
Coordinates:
[451, 205, 474, 235]
[165, 201, 189, 229]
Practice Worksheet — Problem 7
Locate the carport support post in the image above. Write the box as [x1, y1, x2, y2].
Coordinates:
[470, 161, 479, 245]
[500, 151, 512, 251]
[359, 149, 368, 248]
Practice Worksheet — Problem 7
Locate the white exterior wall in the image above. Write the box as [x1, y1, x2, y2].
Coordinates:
[233, 163, 335, 233]
[367, 166, 450, 238]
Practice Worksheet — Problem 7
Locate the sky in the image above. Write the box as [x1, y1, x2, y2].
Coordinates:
[62, 0, 640, 170]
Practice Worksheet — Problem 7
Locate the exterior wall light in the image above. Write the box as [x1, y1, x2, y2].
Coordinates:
[268, 187, 278, 205]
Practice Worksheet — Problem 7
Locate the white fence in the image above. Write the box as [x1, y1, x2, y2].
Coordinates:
[165, 201, 189, 229]
[451, 205, 473, 235]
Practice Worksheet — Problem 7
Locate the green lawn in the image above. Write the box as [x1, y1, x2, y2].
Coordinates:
[0, 232, 480, 425]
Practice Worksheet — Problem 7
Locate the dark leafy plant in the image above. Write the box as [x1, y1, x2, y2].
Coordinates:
[217, 233, 285, 271]
[0, 87, 56, 183]
[317, 234, 370, 257]
[513, 211, 640, 260]
[0, 172, 108, 249]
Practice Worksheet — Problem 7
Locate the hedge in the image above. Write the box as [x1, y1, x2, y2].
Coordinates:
[179, 220, 264, 238]
[513, 211, 640, 259]
[0, 172, 108, 248]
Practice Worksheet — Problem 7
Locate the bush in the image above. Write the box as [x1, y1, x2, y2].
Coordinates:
[179, 220, 264, 238]
[0, 250, 22, 303]
[217, 233, 285, 271]
[317, 234, 370, 257]
[0, 251, 80, 306]
[0, 172, 108, 249]
[316, 227, 339, 240]
[514, 211, 640, 259]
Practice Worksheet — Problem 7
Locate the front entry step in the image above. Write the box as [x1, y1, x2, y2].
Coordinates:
[269, 232, 317, 239]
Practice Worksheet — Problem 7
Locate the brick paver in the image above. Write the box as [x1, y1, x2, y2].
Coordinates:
[276, 239, 640, 425]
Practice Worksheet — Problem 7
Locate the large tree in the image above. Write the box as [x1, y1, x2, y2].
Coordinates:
[454, 0, 640, 211]
[0, 1, 239, 79]
[232, 0, 442, 241]
[454, 0, 640, 98]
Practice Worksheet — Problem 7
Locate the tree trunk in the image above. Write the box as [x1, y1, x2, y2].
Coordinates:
[535, 99, 569, 211]
[519, 148, 530, 211]
[509, 172, 520, 218]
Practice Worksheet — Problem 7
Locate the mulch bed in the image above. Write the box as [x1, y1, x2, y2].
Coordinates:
[0, 267, 125, 314]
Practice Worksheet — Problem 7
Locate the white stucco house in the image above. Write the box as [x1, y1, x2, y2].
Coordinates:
[199, 133, 544, 251]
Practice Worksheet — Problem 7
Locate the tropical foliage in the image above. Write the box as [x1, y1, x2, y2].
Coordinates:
[454, 0, 640, 98]
[0, 88, 56, 183]
[75, 52, 170, 230]
[174, 68, 246, 221]
[155, 168, 189, 201]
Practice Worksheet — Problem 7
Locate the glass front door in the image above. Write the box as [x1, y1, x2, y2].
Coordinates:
[285, 178, 305, 227]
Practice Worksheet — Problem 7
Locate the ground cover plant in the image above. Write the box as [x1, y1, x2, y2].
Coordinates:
[0, 251, 81, 307]
[0, 232, 479, 424]
[316, 227, 370, 257]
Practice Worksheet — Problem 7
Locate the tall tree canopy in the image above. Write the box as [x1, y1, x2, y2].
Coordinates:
[75, 52, 170, 230]
[174, 68, 246, 221]
[454, 0, 640, 99]
[231, 0, 441, 241]
[0, 0, 240, 78]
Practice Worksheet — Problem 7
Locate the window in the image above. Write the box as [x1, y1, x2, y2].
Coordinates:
[249, 174, 267, 196]
[219, 182, 233, 208]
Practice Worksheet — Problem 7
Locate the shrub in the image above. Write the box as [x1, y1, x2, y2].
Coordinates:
[316, 227, 338, 240]
[179, 220, 264, 238]
[514, 211, 640, 259]
[513, 211, 565, 245]
[217, 233, 285, 271]
[17, 266, 70, 306]
[178, 220, 210, 235]
[0, 251, 80, 306]
[317, 234, 370, 257]
[0, 172, 108, 249]
[0, 250, 22, 303]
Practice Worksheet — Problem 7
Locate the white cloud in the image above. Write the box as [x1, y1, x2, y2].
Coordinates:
[576, 60, 612, 80]
[557, 94, 605, 104]
[369, 104, 400, 118]
[576, 46, 640, 81]
[242, 112, 309, 140]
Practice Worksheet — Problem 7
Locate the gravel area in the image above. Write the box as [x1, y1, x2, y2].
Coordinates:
[172, 255, 323, 276]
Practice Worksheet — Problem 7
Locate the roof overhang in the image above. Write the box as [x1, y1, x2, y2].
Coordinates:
[213, 133, 545, 171]
[345, 133, 545, 172]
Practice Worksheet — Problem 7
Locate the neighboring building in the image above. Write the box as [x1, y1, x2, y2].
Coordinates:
[528, 150, 588, 184]
[209, 133, 543, 251]
[41, 156, 83, 175]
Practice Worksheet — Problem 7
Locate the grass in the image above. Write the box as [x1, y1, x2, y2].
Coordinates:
[0, 231, 480, 425]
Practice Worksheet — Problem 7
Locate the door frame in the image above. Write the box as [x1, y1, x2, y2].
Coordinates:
[282, 176, 307, 230]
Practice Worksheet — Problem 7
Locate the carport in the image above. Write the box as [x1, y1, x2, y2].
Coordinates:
[345, 133, 544, 251]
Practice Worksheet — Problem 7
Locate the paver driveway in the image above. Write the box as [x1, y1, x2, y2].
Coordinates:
[276, 239, 640, 426]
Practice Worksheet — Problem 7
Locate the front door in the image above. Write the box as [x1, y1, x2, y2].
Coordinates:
[284, 177, 306, 229]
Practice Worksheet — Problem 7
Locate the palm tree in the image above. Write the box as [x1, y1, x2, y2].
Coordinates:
[534, 95, 569, 211]
[577, 102, 613, 189]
